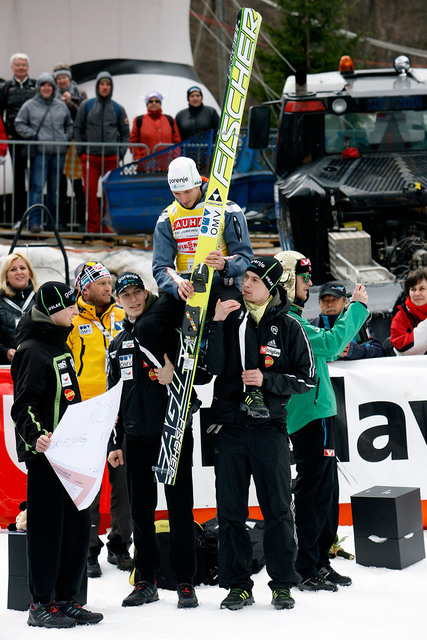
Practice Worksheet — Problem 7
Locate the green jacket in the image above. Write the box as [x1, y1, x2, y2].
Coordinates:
[286, 301, 370, 434]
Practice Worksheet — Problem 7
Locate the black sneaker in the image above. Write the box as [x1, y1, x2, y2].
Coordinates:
[107, 549, 134, 571]
[319, 565, 352, 586]
[87, 556, 102, 578]
[240, 389, 270, 419]
[271, 588, 295, 610]
[177, 583, 199, 608]
[56, 600, 103, 625]
[122, 581, 159, 607]
[298, 576, 338, 592]
[220, 588, 254, 610]
[27, 602, 76, 629]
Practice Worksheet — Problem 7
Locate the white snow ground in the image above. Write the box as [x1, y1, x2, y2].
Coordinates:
[1, 527, 426, 640]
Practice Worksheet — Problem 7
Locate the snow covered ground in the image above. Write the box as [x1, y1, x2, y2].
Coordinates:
[1, 526, 425, 640]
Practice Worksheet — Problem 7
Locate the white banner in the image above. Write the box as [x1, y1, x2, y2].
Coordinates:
[184, 356, 427, 511]
[328, 356, 427, 503]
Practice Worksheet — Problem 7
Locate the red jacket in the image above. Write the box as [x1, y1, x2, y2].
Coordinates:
[390, 301, 427, 355]
[130, 109, 181, 160]
[0, 118, 7, 156]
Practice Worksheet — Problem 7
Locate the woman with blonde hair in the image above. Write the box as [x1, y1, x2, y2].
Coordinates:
[0, 251, 38, 363]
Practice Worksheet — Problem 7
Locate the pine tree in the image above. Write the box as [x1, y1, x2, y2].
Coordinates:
[254, 0, 358, 102]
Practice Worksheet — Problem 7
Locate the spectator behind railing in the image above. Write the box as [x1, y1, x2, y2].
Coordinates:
[0, 251, 38, 364]
[53, 64, 87, 231]
[0, 117, 7, 161]
[175, 85, 219, 141]
[0, 53, 37, 221]
[130, 91, 180, 163]
[390, 267, 427, 355]
[74, 71, 129, 233]
[14, 73, 73, 233]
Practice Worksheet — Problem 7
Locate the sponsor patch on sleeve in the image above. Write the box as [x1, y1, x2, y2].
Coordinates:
[64, 389, 75, 401]
[61, 372, 72, 387]
[121, 368, 133, 380]
[119, 355, 133, 368]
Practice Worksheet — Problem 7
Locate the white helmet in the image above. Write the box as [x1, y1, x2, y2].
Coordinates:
[274, 250, 311, 304]
[167, 157, 202, 192]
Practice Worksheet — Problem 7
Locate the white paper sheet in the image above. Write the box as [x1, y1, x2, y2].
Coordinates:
[45, 380, 123, 510]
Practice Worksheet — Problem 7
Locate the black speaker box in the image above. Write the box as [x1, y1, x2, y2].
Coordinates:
[351, 486, 425, 570]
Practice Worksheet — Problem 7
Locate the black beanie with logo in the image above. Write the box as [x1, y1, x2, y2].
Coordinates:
[36, 281, 75, 316]
[246, 256, 283, 294]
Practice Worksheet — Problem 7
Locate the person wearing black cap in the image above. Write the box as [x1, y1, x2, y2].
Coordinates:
[11, 281, 103, 628]
[107, 272, 199, 609]
[175, 86, 219, 141]
[313, 281, 384, 359]
[205, 256, 316, 611]
[276, 251, 370, 593]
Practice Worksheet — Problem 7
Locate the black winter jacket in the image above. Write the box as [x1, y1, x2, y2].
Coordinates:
[175, 104, 219, 140]
[0, 284, 36, 363]
[107, 292, 175, 448]
[206, 288, 316, 428]
[0, 76, 37, 137]
[73, 71, 129, 158]
[11, 307, 81, 463]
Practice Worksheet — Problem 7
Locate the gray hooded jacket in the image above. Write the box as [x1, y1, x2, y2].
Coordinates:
[14, 72, 73, 154]
[73, 71, 129, 158]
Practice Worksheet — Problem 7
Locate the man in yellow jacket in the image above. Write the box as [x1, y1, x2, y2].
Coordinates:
[67, 261, 132, 578]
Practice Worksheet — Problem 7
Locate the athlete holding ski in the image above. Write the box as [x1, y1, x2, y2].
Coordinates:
[153, 8, 262, 485]
[152, 156, 269, 419]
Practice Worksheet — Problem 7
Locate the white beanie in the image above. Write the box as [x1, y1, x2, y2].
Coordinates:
[168, 157, 202, 192]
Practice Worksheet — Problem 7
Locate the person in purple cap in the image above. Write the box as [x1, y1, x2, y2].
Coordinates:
[175, 85, 219, 140]
[130, 91, 181, 161]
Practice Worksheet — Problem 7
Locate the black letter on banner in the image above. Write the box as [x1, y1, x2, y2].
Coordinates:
[331, 377, 349, 462]
[408, 401, 427, 445]
[357, 401, 408, 462]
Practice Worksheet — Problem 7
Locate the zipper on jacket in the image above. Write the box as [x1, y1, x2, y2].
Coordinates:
[77, 338, 85, 377]
[314, 378, 320, 405]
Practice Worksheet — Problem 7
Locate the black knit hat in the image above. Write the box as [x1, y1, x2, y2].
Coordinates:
[36, 281, 75, 316]
[246, 256, 283, 294]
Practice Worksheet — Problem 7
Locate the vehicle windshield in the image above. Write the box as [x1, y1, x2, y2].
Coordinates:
[325, 111, 427, 153]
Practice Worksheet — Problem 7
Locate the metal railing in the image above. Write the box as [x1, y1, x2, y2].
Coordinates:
[0, 140, 149, 234]
[0, 130, 277, 235]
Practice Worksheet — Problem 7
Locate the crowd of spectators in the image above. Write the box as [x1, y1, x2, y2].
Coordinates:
[0, 53, 220, 233]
